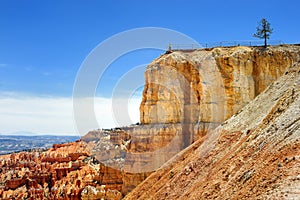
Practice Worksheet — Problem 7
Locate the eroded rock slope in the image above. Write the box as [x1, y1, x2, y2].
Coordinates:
[125, 62, 300, 199]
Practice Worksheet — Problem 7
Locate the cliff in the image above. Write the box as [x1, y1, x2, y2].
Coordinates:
[120, 45, 300, 177]
[125, 60, 300, 199]
[97, 44, 300, 198]
[140, 45, 300, 141]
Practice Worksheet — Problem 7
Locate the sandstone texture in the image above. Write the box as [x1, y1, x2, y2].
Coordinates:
[84, 128, 151, 196]
[125, 62, 300, 199]
[140, 45, 300, 141]
[0, 129, 152, 200]
[0, 140, 123, 200]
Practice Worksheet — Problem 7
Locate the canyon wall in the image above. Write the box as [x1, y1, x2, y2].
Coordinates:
[93, 45, 300, 197]
[121, 45, 300, 179]
[125, 61, 300, 200]
[140, 45, 300, 132]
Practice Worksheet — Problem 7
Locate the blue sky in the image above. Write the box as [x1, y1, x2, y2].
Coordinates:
[1, 0, 300, 97]
[0, 0, 299, 135]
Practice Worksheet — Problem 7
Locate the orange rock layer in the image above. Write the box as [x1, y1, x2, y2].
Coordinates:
[140, 45, 300, 140]
[125, 62, 300, 199]
[0, 140, 124, 200]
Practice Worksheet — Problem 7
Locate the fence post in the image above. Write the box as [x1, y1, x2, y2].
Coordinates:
[169, 43, 173, 51]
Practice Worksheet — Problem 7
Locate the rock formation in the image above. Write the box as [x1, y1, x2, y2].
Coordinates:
[118, 45, 300, 177]
[0, 129, 150, 200]
[1, 45, 300, 200]
[140, 45, 300, 141]
[124, 62, 300, 199]
[0, 140, 124, 200]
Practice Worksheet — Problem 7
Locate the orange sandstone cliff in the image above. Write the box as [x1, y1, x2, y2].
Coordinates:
[95, 44, 300, 198]
[125, 61, 300, 200]
[119, 45, 300, 175]
[140, 45, 299, 139]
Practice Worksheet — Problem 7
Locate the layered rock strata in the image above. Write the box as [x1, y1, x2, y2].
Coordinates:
[140, 45, 300, 142]
[90, 45, 300, 198]
[0, 140, 123, 200]
[125, 60, 300, 200]
[121, 45, 300, 198]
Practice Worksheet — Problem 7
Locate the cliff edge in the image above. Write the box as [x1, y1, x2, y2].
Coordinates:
[140, 45, 300, 141]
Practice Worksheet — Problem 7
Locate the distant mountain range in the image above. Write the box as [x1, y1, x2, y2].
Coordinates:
[0, 134, 80, 155]
[0, 131, 78, 136]
[0, 131, 42, 136]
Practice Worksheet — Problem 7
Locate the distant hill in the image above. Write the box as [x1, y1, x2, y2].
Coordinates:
[1, 131, 38, 136]
[1, 131, 77, 136]
[0, 134, 80, 155]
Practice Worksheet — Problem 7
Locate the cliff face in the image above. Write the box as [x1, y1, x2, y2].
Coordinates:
[140, 45, 300, 128]
[125, 61, 300, 200]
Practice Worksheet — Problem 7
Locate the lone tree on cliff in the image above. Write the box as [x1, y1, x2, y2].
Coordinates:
[253, 18, 273, 47]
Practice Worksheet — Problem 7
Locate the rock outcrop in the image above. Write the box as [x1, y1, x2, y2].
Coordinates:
[0, 129, 151, 200]
[124, 62, 300, 199]
[140, 45, 300, 141]
[0, 140, 123, 200]
[91, 44, 300, 198]
[84, 129, 151, 196]
[118, 45, 300, 180]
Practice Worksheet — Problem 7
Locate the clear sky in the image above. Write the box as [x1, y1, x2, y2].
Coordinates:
[0, 0, 299, 135]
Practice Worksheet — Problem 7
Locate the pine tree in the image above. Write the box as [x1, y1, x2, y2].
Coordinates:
[253, 18, 273, 47]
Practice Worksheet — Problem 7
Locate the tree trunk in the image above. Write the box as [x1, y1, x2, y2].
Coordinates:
[264, 32, 267, 47]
